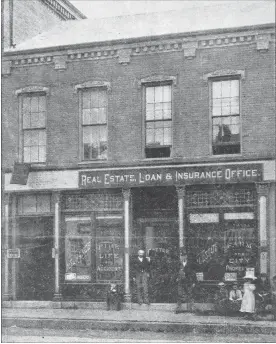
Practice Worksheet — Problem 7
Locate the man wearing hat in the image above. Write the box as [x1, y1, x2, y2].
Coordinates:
[132, 249, 151, 305]
[240, 269, 257, 319]
[214, 282, 229, 315]
[174, 251, 197, 314]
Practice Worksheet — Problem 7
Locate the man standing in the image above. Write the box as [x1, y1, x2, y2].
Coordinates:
[175, 253, 197, 313]
[132, 249, 151, 305]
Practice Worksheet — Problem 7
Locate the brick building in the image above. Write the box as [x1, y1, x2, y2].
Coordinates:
[2, 0, 86, 50]
[2, 8, 275, 304]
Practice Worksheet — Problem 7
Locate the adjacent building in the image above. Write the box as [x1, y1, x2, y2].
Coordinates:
[2, 0, 86, 50]
[2, 7, 275, 304]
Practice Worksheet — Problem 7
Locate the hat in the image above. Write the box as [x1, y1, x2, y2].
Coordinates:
[218, 282, 225, 286]
[243, 269, 257, 280]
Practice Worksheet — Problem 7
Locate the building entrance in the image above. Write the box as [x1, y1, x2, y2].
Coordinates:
[17, 217, 54, 300]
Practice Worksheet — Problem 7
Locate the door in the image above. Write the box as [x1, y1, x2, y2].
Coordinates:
[143, 220, 179, 303]
[18, 217, 54, 300]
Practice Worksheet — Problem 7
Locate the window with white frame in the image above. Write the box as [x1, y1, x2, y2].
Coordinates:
[22, 94, 46, 163]
[81, 88, 107, 160]
[145, 84, 172, 158]
[212, 79, 240, 155]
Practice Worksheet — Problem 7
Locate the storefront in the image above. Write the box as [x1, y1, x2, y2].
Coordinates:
[3, 161, 275, 303]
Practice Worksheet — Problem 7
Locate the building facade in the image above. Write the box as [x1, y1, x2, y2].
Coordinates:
[2, 19, 275, 303]
[2, 0, 86, 50]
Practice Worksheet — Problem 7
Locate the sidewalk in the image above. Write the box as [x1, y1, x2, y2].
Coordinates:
[2, 305, 276, 335]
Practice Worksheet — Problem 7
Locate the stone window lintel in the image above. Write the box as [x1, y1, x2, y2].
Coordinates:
[138, 75, 177, 88]
[203, 69, 245, 82]
[74, 81, 111, 93]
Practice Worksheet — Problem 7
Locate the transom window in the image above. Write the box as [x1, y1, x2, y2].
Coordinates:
[22, 94, 46, 163]
[145, 84, 172, 158]
[212, 79, 240, 155]
[81, 88, 107, 160]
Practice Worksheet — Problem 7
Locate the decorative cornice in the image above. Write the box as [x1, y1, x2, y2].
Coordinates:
[74, 81, 111, 93]
[15, 85, 50, 96]
[138, 74, 177, 88]
[5, 29, 274, 70]
[203, 69, 245, 81]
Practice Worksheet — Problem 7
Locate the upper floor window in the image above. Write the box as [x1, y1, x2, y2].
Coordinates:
[22, 94, 46, 163]
[212, 79, 240, 155]
[145, 84, 172, 158]
[81, 88, 107, 160]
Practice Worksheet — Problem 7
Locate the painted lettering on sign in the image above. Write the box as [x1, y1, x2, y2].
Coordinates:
[79, 164, 262, 189]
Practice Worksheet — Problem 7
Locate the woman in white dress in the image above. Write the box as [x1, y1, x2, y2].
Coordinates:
[240, 271, 257, 320]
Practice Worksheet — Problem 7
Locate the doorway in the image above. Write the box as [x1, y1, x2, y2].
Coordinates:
[17, 217, 54, 300]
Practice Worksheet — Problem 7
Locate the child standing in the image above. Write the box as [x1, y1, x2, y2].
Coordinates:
[240, 270, 257, 320]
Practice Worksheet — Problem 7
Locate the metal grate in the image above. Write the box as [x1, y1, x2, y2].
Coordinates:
[64, 193, 123, 211]
[187, 188, 255, 207]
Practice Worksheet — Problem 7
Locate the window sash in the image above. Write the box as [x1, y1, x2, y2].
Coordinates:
[22, 95, 46, 129]
[211, 79, 240, 154]
[145, 85, 172, 149]
[81, 89, 108, 160]
[23, 129, 46, 163]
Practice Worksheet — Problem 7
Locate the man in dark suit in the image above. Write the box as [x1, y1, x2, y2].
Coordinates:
[132, 249, 151, 305]
[175, 253, 197, 313]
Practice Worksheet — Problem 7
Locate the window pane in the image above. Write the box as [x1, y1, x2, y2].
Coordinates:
[221, 81, 231, 98]
[90, 90, 98, 107]
[23, 131, 31, 146]
[213, 125, 220, 142]
[31, 113, 41, 128]
[23, 195, 36, 213]
[83, 109, 92, 124]
[163, 102, 171, 119]
[231, 80, 239, 97]
[82, 91, 90, 109]
[154, 108, 163, 120]
[37, 195, 51, 212]
[98, 90, 107, 107]
[212, 106, 221, 117]
[83, 127, 92, 143]
[23, 147, 31, 162]
[30, 146, 39, 162]
[30, 96, 39, 113]
[212, 82, 221, 98]
[146, 128, 154, 144]
[163, 85, 171, 102]
[146, 87, 154, 103]
[146, 104, 154, 120]
[37, 111, 46, 127]
[163, 127, 171, 145]
[39, 146, 46, 162]
[97, 108, 107, 123]
[155, 128, 163, 145]
[39, 130, 46, 145]
[38, 96, 46, 112]
[155, 86, 163, 103]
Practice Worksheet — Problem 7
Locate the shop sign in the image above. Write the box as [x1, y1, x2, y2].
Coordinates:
[224, 272, 237, 281]
[7, 248, 20, 259]
[10, 163, 30, 185]
[196, 272, 204, 281]
[79, 163, 262, 189]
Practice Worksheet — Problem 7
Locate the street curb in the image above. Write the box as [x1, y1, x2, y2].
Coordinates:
[2, 317, 276, 335]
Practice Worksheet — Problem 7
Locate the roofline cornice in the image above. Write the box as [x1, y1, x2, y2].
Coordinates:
[3, 22, 274, 57]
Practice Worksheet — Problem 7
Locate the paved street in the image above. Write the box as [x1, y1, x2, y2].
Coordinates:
[2, 327, 276, 343]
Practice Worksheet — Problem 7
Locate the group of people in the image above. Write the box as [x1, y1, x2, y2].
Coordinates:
[129, 249, 276, 320]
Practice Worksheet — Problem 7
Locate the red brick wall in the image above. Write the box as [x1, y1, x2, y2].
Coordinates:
[2, 41, 275, 170]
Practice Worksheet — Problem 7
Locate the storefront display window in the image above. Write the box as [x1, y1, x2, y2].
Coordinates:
[186, 185, 257, 281]
[65, 217, 92, 282]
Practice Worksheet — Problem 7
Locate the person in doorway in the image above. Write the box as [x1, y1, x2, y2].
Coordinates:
[214, 282, 229, 315]
[255, 273, 271, 315]
[228, 282, 243, 315]
[132, 249, 151, 305]
[175, 252, 197, 314]
[240, 270, 257, 320]
[271, 275, 276, 321]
